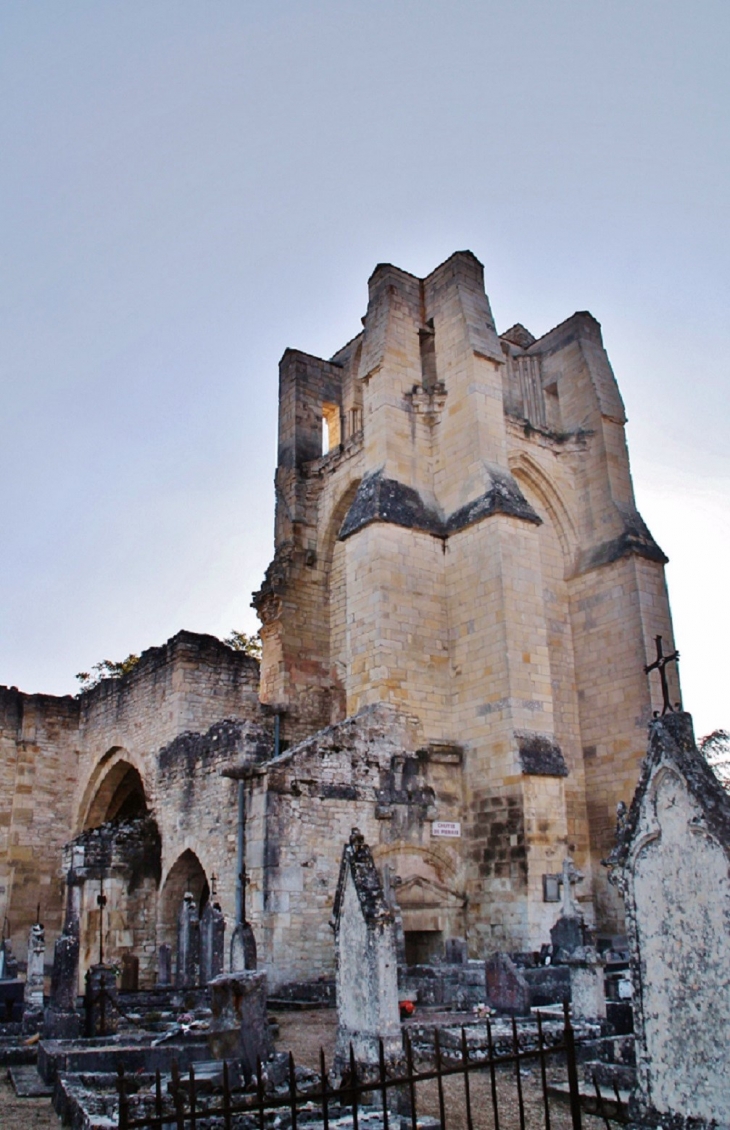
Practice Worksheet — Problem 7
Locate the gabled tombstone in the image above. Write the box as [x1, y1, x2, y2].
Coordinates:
[607, 712, 730, 1128]
[331, 828, 402, 1067]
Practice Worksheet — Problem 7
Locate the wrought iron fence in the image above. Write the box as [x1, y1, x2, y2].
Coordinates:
[117, 1002, 627, 1130]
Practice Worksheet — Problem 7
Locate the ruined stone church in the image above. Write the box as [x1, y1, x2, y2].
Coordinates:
[0, 251, 678, 993]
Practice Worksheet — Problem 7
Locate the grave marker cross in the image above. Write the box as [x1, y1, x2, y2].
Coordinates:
[644, 635, 680, 716]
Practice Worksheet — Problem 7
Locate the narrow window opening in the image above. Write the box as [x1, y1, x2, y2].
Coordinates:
[419, 322, 437, 392]
[322, 402, 341, 454]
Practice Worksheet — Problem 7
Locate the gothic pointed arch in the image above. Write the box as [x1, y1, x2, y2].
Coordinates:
[509, 451, 579, 573]
[322, 476, 362, 723]
[78, 748, 150, 833]
[158, 849, 209, 955]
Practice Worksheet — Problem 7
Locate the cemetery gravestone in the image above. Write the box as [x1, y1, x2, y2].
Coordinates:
[176, 891, 201, 988]
[207, 971, 272, 1083]
[200, 901, 225, 985]
[157, 943, 172, 986]
[120, 953, 139, 992]
[608, 712, 730, 1128]
[22, 922, 45, 1033]
[331, 828, 402, 1067]
[485, 952, 531, 1016]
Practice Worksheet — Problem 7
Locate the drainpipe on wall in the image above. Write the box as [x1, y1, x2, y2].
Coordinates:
[235, 780, 245, 927]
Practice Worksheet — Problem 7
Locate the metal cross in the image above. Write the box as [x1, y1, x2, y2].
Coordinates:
[644, 635, 680, 716]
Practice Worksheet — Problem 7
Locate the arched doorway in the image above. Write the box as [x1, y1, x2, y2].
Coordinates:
[158, 850, 210, 963]
[72, 757, 160, 988]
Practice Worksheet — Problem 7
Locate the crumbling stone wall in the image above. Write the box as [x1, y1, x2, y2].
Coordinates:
[0, 631, 262, 968]
[241, 704, 466, 987]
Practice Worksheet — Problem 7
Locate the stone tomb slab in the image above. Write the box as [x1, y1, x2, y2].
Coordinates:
[8, 1063, 54, 1097]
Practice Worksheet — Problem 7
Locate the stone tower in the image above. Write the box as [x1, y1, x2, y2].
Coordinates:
[254, 250, 677, 942]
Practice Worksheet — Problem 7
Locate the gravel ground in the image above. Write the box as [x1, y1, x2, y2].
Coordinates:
[0, 1073, 61, 1129]
[274, 1009, 608, 1130]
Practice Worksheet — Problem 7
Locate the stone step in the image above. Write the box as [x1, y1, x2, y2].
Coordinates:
[548, 1078, 632, 1120]
[582, 1058, 636, 1092]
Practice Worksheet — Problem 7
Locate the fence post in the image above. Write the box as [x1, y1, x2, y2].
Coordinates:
[405, 1030, 418, 1130]
[349, 1044, 359, 1130]
[155, 1068, 163, 1129]
[171, 1059, 185, 1130]
[189, 1064, 197, 1130]
[563, 1001, 583, 1130]
[222, 1060, 232, 1130]
[511, 1016, 526, 1130]
[117, 1063, 128, 1130]
[536, 1011, 552, 1130]
[256, 1054, 265, 1130]
[486, 1017, 500, 1130]
[460, 1026, 474, 1130]
[289, 1050, 298, 1130]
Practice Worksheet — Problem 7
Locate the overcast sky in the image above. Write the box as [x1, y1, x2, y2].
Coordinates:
[1, 1, 728, 738]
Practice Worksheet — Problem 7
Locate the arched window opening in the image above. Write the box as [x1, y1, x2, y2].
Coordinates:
[83, 761, 148, 831]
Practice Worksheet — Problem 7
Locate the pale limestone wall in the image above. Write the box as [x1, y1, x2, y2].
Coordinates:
[256, 250, 677, 949]
[243, 705, 472, 987]
[344, 523, 449, 732]
[0, 690, 79, 952]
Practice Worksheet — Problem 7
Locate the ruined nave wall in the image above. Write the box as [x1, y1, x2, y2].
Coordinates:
[0, 631, 262, 966]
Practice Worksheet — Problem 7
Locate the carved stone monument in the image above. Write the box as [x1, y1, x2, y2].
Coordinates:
[176, 891, 201, 988]
[22, 922, 45, 1033]
[84, 963, 118, 1037]
[44, 846, 84, 1039]
[331, 828, 402, 1066]
[207, 971, 272, 1082]
[200, 901, 225, 985]
[157, 943, 172, 986]
[549, 857, 588, 956]
[608, 712, 730, 1128]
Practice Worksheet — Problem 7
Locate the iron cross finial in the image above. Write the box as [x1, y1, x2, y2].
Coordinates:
[644, 635, 680, 716]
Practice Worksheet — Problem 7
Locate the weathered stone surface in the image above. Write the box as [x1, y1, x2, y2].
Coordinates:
[550, 916, 586, 956]
[84, 963, 118, 1036]
[563, 948, 606, 1020]
[120, 953, 139, 992]
[485, 952, 531, 1016]
[200, 901, 225, 985]
[157, 943, 172, 986]
[608, 712, 730, 1128]
[176, 892, 200, 988]
[230, 921, 257, 972]
[23, 924, 44, 1007]
[207, 971, 272, 1080]
[332, 829, 402, 1065]
[21, 923, 45, 1034]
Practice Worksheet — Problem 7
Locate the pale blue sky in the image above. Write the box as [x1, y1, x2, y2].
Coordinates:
[1, 1, 728, 736]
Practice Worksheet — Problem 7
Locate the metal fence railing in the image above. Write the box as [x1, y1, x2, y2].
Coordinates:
[117, 1002, 628, 1130]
